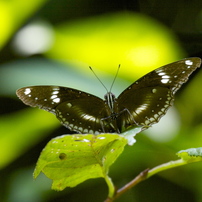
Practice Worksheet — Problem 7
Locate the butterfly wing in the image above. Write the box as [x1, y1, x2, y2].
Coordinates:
[16, 86, 115, 134]
[116, 57, 201, 132]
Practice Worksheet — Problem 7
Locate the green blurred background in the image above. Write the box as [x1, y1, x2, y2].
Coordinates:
[1, 0, 202, 201]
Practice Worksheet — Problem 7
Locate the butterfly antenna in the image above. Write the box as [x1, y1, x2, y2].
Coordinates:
[109, 64, 120, 92]
[89, 66, 108, 93]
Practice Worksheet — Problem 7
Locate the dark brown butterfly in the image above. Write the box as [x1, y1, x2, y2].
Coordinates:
[16, 58, 201, 134]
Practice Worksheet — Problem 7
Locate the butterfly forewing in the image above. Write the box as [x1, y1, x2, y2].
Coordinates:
[17, 86, 65, 114]
[16, 86, 115, 133]
[116, 57, 201, 131]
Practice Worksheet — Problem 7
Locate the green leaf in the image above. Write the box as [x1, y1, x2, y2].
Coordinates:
[34, 134, 127, 194]
[147, 147, 202, 179]
[177, 147, 202, 163]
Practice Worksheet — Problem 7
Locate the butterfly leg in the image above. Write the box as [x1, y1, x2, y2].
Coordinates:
[119, 108, 140, 126]
[100, 118, 106, 133]
[100, 116, 120, 133]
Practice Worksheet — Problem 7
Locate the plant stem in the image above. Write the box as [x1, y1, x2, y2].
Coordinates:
[147, 159, 186, 178]
[104, 158, 187, 201]
[114, 168, 149, 200]
[105, 175, 115, 199]
[104, 169, 149, 202]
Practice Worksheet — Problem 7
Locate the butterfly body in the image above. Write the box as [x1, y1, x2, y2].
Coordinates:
[16, 58, 201, 134]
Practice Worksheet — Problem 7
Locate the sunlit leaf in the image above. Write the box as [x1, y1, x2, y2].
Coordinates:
[177, 147, 202, 163]
[147, 148, 202, 179]
[34, 134, 127, 191]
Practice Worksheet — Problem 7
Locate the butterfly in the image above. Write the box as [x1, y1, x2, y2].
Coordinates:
[16, 58, 201, 134]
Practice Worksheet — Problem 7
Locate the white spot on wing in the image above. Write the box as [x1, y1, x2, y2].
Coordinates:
[53, 98, 60, 103]
[51, 95, 57, 99]
[162, 75, 170, 79]
[161, 78, 169, 84]
[83, 114, 96, 122]
[152, 89, 157, 93]
[24, 88, 31, 95]
[89, 130, 93, 134]
[52, 91, 59, 94]
[67, 103, 72, 107]
[145, 120, 150, 125]
[133, 104, 148, 114]
[149, 117, 155, 122]
[158, 72, 165, 76]
[78, 127, 83, 131]
[185, 60, 193, 66]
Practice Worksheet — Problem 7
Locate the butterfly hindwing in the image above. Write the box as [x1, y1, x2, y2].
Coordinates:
[54, 95, 115, 134]
[116, 86, 174, 131]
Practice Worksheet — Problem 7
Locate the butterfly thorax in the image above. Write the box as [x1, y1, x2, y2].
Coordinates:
[104, 92, 119, 119]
